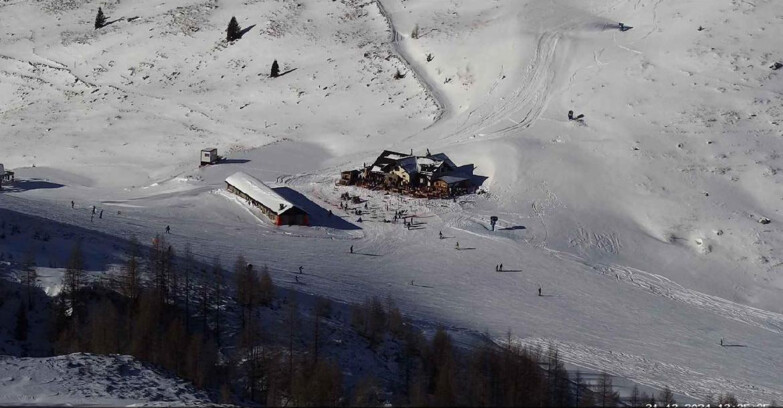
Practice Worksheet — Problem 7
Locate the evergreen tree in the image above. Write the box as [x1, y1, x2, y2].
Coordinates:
[597, 372, 620, 407]
[270, 60, 280, 78]
[95, 7, 106, 29]
[629, 384, 642, 407]
[226, 17, 241, 42]
[120, 236, 141, 302]
[21, 250, 38, 308]
[659, 386, 676, 405]
[63, 241, 85, 308]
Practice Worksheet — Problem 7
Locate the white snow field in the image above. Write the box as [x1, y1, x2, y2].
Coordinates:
[0, 353, 211, 406]
[2, 0, 783, 404]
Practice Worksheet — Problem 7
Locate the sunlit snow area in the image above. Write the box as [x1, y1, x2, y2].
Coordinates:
[2, 0, 783, 404]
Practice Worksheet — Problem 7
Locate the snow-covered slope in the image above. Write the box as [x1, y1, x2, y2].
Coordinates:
[0, 353, 211, 406]
[3, 0, 783, 404]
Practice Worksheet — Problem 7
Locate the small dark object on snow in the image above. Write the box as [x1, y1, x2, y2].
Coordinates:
[226, 17, 241, 42]
[770, 62, 783, 71]
[271, 60, 280, 78]
[357, 217, 363, 223]
[165, 225, 171, 234]
[698, 25, 705, 31]
[538, 287, 542, 296]
[618, 22, 633, 32]
[568, 110, 585, 121]
[393, 69, 406, 79]
[299, 266, 303, 274]
[758, 217, 771, 225]
[499, 264, 503, 271]
[95, 7, 106, 29]
[350, 245, 353, 254]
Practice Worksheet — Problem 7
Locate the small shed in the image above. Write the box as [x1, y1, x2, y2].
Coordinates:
[201, 148, 219, 166]
[225, 171, 309, 226]
[0, 164, 13, 186]
[339, 170, 360, 185]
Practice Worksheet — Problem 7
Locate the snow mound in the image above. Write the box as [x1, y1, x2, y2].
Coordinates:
[0, 353, 212, 406]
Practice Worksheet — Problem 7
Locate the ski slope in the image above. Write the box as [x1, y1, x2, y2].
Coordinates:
[2, 0, 783, 404]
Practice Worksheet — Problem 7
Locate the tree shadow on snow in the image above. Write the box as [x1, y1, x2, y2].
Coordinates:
[273, 187, 361, 230]
[237, 24, 256, 39]
[277, 68, 298, 78]
[499, 225, 526, 231]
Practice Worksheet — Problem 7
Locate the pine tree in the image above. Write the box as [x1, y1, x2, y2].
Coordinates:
[121, 236, 141, 302]
[258, 265, 274, 306]
[95, 7, 106, 29]
[597, 372, 620, 407]
[270, 60, 280, 78]
[183, 244, 194, 331]
[629, 384, 642, 407]
[659, 386, 676, 405]
[21, 250, 38, 308]
[63, 241, 85, 309]
[211, 257, 223, 347]
[226, 16, 241, 42]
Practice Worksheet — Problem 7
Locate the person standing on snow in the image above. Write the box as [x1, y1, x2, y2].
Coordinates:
[350, 245, 353, 254]
[455, 242, 460, 250]
[165, 225, 171, 234]
[439, 231, 443, 239]
[499, 264, 503, 271]
[538, 286, 542, 296]
[299, 266, 303, 274]
[99, 209, 103, 219]
[71, 201, 75, 209]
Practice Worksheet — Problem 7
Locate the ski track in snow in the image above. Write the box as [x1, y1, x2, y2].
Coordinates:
[516, 337, 781, 403]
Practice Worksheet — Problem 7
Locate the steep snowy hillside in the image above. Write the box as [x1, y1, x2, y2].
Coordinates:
[1, 0, 436, 185]
[0, 353, 212, 406]
[3, 0, 783, 404]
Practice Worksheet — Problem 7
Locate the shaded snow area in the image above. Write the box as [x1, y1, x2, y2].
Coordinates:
[0, 353, 211, 406]
[2, 0, 783, 404]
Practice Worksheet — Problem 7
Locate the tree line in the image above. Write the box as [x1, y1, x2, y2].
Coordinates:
[3, 227, 745, 406]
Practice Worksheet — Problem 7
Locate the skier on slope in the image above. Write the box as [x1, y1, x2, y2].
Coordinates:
[99, 209, 103, 219]
[299, 266, 303, 274]
[455, 242, 460, 250]
[538, 287, 542, 296]
[439, 231, 443, 239]
[350, 245, 353, 254]
[71, 201, 74, 209]
[165, 225, 171, 234]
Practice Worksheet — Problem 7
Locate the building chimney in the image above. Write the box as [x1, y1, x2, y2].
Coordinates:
[279, 203, 285, 211]
[410, 148, 413, 155]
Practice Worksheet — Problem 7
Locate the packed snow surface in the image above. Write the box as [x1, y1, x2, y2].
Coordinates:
[2, 0, 783, 404]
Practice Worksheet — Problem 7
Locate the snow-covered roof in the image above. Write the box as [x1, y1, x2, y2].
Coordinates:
[225, 172, 298, 215]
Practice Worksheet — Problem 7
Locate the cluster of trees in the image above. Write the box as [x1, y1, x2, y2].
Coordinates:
[3, 225, 747, 407]
[52, 236, 235, 390]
